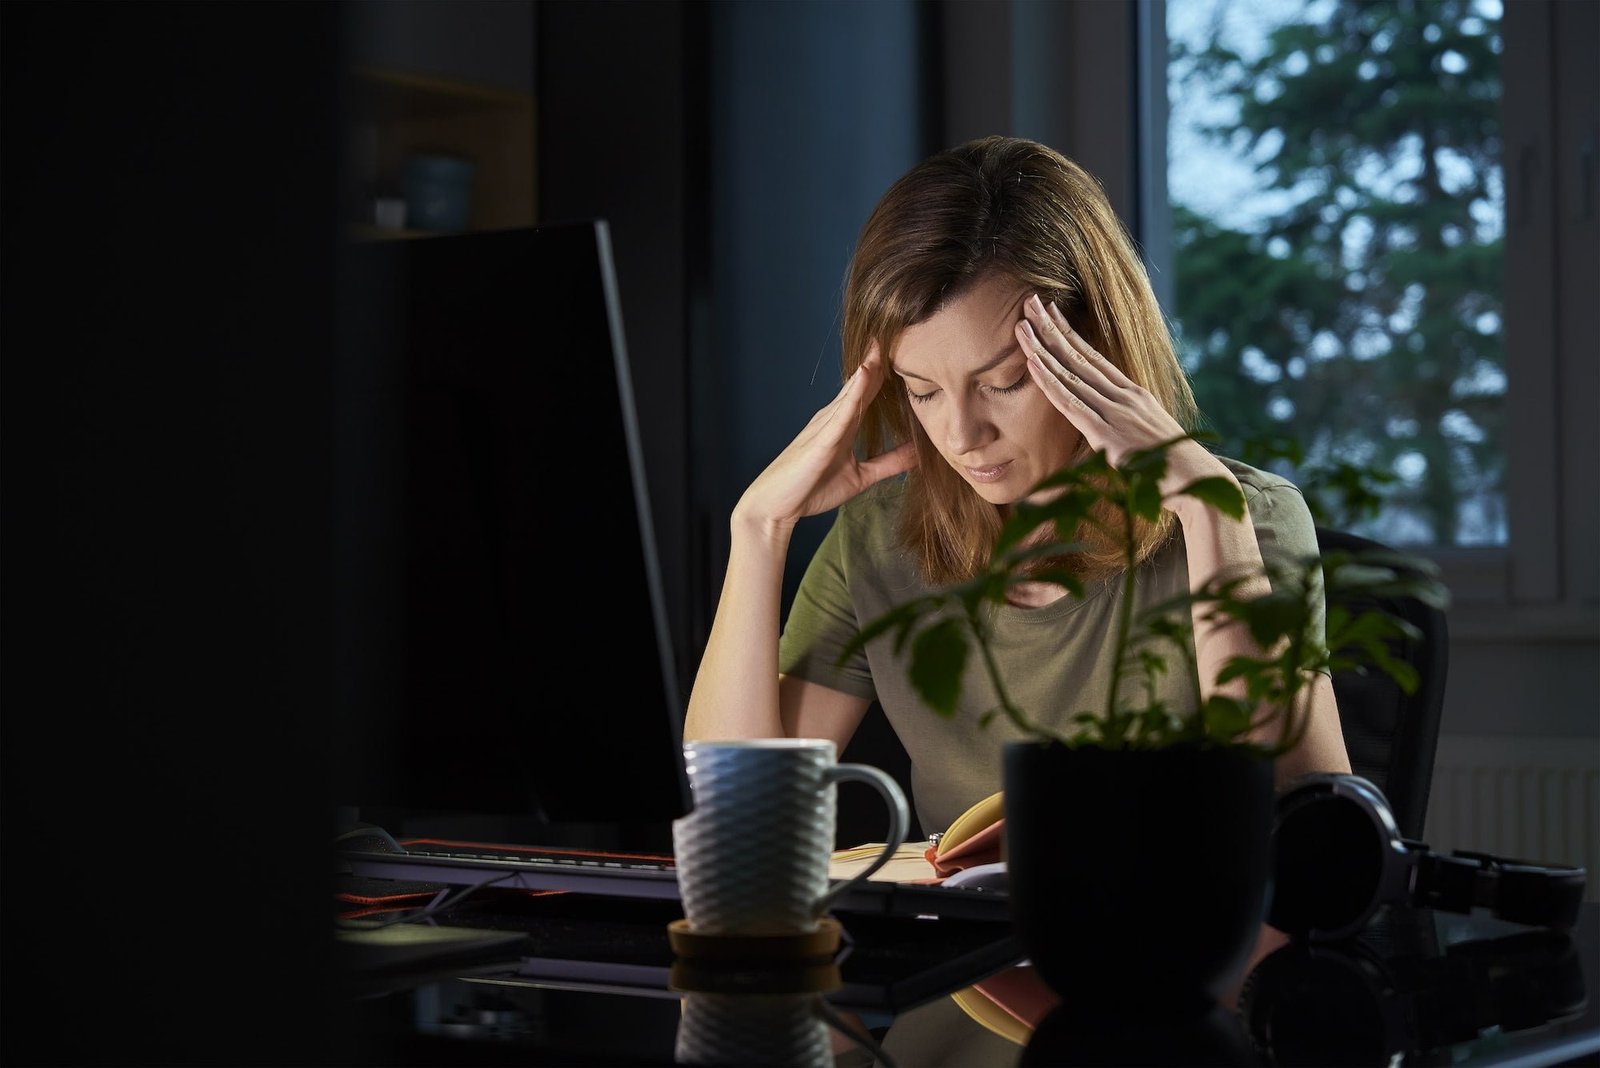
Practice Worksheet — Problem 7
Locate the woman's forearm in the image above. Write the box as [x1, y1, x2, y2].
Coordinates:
[1173, 501, 1273, 714]
[1175, 500, 1350, 774]
[682, 511, 793, 742]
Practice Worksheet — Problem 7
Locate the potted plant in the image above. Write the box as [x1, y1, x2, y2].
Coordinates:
[841, 434, 1446, 1007]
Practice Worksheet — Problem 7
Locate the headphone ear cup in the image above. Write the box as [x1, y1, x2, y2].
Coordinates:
[1239, 942, 1401, 1066]
[1269, 775, 1398, 940]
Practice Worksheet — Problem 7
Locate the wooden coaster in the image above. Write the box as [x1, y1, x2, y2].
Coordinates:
[666, 917, 842, 965]
[669, 958, 843, 996]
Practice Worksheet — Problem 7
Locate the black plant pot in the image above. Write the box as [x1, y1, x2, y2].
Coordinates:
[1003, 740, 1275, 1006]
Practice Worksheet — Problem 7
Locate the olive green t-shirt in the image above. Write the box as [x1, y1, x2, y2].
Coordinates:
[776, 457, 1322, 836]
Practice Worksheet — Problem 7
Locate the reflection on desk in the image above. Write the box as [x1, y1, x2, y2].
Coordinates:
[334, 895, 1600, 1067]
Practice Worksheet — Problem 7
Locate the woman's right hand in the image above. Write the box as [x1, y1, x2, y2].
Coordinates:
[734, 345, 918, 534]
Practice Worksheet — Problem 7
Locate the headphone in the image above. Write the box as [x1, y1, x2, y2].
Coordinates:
[1239, 918, 1587, 1065]
[1267, 773, 1587, 941]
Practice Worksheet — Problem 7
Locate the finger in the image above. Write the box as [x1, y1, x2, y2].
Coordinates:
[849, 342, 890, 423]
[1017, 320, 1108, 421]
[834, 360, 865, 399]
[1024, 346, 1106, 428]
[859, 439, 919, 485]
[830, 344, 888, 412]
[813, 345, 882, 443]
[1045, 300, 1135, 390]
[1025, 294, 1118, 394]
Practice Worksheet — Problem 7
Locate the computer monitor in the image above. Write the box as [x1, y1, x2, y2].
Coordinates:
[335, 220, 690, 845]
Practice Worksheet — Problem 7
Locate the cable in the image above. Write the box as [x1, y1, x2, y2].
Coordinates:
[334, 870, 520, 931]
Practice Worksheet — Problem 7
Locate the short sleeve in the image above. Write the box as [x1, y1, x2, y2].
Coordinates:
[778, 514, 878, 700]
[1241, 476, 1328, 654]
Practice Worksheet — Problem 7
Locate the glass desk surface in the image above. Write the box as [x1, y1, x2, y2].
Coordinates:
[332, 893, 1600, 1067]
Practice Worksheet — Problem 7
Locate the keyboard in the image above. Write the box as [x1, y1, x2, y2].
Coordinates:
[339, 837, 1011, 922]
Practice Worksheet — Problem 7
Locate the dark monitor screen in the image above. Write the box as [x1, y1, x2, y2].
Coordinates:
[335, 221, 690, 837]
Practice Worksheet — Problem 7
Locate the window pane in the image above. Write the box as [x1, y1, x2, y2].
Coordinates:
[1166, 0, 1505, 546]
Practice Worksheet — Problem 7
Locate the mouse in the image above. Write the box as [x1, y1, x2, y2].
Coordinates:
[336, 825, 409, 855]
[942, 861, 1009, 892]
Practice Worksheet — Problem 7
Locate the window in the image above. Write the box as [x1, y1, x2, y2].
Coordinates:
[1139, 0, 1595, 624]
[1163, 0, 1506, 549]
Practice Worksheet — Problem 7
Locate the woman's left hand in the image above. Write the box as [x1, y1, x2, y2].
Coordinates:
[1016, 293, 1227, 500]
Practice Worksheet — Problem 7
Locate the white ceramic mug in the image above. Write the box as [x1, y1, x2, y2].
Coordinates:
[672, 739, 909, 935]
[675, 992, 832, 1068]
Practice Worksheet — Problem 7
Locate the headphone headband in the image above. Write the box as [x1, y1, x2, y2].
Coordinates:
[1417, 849, 1587, 929]
[1270, 774, 1587, 940]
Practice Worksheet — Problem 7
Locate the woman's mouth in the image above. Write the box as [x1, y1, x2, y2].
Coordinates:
[965, 461, 1012, 484]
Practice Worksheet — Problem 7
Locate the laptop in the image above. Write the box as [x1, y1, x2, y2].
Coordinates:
[334, 220, 1011, 925]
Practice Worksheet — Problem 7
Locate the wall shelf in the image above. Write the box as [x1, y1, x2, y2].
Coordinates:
[347, 66, 536, 235]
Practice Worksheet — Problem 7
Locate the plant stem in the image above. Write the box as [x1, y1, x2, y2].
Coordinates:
[1103, 494, 1138, 744]
[1281, 632, 1303, 753]
[1174, 609, 1204, 729]
[969, 602, 1071, 746]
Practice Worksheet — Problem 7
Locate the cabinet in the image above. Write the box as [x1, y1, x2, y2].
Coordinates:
[347, 66, 536, 237]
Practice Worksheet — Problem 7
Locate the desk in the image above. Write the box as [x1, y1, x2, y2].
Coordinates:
[334, 896, 1600, 1066]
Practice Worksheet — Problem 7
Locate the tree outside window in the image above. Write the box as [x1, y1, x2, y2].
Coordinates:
[1167, 0, 1505, 547]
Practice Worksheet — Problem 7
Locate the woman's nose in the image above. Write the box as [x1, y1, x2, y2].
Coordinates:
[943, 396, 995, 456]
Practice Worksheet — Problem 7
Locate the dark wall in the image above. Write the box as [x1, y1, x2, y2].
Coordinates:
[346, 0, 536, 94]
[539, 0, 939, 845]
[705, 0, 937, 845]
[1, 3, 341, 1062]
[536, 0, 940, 848]
[536, 0, 703, 705]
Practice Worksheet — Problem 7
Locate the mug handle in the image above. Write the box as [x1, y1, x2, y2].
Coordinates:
[811, 763, 910, 918]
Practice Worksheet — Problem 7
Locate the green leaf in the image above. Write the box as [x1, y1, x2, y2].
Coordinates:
[836, 597, 940, 666]
[1012, 566, 1086, 599]
[1238, 593, 1310, 648]
[996, 539, 1084, 570]
[908, 618, 969, 718]
[1202, 695, 1254, 741]
[1172, 476, 1247, 520]
[996, 488, 1102, 557]
[1123, 435, 1190, 477]
[1136, 648, 1169, 679]
[1327, 609, 1410, 648]
[1215, 655, 1274, 686]
[1128, 478, 1163, 521]
[1357, 640, 1419, 694]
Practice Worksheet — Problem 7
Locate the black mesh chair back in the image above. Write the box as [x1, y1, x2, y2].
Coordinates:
[1316, 526, 1449, 839]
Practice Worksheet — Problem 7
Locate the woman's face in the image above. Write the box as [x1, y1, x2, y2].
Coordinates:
[891, 273, 1083, 506]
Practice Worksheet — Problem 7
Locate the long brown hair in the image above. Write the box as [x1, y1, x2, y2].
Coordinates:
[841, 135, 1198, 586]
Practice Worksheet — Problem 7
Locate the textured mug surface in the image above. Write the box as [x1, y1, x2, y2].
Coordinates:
[673, 739, 907, 935]
[675, 993, 831, 1068]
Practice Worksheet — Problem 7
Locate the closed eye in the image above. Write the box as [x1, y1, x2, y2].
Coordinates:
[906, 372, 1027, 404]
[981, 373, 1028, 397]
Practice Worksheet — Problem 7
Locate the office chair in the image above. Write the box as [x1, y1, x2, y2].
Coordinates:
[1315, 526, 1449, 840]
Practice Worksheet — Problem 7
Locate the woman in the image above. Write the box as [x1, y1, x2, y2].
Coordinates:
[683, 135, 1350, 837]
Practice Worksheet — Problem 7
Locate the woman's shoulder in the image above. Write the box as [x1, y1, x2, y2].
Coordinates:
[1212, 455, 1318, 552]
[1216, 454, 1307, 506]
[835, 476, 908, 542]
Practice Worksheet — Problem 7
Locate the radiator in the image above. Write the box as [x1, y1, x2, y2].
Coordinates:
[1424, 735, 1600, 903]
